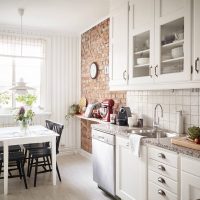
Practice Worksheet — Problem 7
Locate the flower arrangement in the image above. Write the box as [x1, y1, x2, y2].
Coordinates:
[15, 106, 35, 132]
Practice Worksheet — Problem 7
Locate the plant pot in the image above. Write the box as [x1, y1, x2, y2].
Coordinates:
[19, 120, 30, 134]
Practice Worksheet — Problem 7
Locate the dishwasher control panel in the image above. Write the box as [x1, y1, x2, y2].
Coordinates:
[92, 129, 115, 145]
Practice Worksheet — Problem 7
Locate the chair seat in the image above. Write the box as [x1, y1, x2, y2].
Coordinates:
[0, 145, 21, 153]
[0, 152, 25, 162]
[23, 143, 46, 150]
[30, 148, 51, 158]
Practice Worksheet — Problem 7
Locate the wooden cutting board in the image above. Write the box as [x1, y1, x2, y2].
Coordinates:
[171, 137, 200, 151]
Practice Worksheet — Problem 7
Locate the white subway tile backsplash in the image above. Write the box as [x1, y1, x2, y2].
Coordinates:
[126, 88, 200, 133]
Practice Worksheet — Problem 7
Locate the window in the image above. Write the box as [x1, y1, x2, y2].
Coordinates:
[0, 34, 45, 108]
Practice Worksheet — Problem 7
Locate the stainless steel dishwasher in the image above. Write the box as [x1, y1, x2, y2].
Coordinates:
[92, 129, 116, 196]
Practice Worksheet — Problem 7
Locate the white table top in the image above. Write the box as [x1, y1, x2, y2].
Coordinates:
[0, 125, 58, 142]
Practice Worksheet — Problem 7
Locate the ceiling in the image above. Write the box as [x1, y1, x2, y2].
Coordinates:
[0, 0, 110, 34]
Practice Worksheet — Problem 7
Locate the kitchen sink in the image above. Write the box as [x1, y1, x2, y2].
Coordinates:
[126, 127, 177, 138]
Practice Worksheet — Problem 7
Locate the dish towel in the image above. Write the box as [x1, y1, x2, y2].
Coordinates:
[129, 134, 144, 157]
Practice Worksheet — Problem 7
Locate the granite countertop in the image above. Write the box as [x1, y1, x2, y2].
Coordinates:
[91, 123, 200, 159]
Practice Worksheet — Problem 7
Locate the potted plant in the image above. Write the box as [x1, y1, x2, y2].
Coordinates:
[16, 94, 37, 108]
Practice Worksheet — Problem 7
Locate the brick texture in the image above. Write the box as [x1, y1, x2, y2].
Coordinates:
[81, 18, 126, 153]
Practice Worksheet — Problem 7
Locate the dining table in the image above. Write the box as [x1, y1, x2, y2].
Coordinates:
[0, 125, 58, 195]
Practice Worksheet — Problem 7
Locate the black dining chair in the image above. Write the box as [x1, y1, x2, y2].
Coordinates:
[28, 121, 64, 187]
[0, 151, 28, 189]
[24, 120, 54, 176]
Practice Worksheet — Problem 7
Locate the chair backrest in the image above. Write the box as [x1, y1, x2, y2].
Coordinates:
[45, 120, 64, 154]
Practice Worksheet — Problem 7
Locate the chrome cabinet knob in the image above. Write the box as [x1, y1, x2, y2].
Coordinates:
[158, 165, 165, 171]
[158, 153, 166, 159]
[158, 177, 165, 184]
[158, 189, 166, 196]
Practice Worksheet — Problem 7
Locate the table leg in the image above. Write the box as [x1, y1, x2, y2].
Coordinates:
[51, 136, 56, 185]
[3, 142, 8, 195]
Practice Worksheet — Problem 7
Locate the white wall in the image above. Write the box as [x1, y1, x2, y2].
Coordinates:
[0, 25, 81, 153]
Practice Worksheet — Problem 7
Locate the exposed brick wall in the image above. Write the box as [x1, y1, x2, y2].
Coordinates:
[81, 18, 126, 153]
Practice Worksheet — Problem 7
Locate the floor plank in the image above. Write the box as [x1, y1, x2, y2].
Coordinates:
[0, 154, 114, 200]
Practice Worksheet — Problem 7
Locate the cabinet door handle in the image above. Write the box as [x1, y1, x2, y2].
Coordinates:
[158, 177, 165, 184]
[155, 65, 158, 77]
[158, 153, 166, 159]
[158, 189, 166, 196]
[195, 57, 199, 73]
[123, 70, 127, 80]
[149, 66, 152, 78]
[158, 165, 165, 171]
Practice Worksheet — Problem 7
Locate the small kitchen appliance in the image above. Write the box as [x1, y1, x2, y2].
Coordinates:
[100, 99, 114, 122]
[117, 106, 132, 126]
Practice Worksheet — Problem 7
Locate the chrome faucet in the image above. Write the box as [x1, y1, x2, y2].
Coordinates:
[153, 104, 163, 129]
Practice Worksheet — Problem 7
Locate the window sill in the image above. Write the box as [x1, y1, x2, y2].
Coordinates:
[0, 110, 51, 117]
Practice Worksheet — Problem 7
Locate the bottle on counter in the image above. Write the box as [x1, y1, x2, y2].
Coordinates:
[176, 110, 183, 135]
[138, 114, 143, 128]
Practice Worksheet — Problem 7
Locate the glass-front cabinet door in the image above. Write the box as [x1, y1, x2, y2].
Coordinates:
[129, 0, 154, 85]
[154, 0, 191, 83]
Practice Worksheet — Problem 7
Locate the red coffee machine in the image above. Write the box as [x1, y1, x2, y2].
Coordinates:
[100, 99, 115, 122]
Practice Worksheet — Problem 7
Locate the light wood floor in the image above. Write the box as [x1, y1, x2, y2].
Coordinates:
[0, 154, 114, 200]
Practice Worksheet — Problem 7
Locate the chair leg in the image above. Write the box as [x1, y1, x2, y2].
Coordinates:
[20, 161, 28, 189]
[34, 158, 38, 187]
[56, 162, 61, 182]
[17, 161, 22, 179]
[24, 149, 27, 165]
[0, 161, 2, 177]
[28, 157, 34, 177]
[46, 156, 51, 171]
[27, 152, 31, 176]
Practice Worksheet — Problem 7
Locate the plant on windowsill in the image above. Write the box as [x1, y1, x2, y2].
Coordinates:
[65, 104, 80, 120]
[15, 106, 35, 133]
[0, 92, 10, 108]
[16, 94, 37, 108]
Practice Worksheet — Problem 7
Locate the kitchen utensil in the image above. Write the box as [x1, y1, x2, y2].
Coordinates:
[137, 58, 149, 65]
[100, 99, 115, 122]
[171, 46, 183, 58]
[110, 114, 116, 124]
[174, 32, 184, 41]
[116, 107, 132, 126]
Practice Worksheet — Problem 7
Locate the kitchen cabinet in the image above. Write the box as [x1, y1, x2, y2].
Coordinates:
[129, 0, 155, 84]
[192, 0, 200, 81]
[109, 0, 129, 88]
[181, 156, 200, 200]
[154, 0, 192, 83]
[116, 136, 147, 200]
[148, 147, 178, 200]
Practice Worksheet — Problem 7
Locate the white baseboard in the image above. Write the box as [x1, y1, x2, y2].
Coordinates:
[79, 149, 92, 160]
[58, 147, 79, 156]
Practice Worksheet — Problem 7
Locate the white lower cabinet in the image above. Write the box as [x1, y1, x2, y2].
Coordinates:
[148, 147, 178, 200]
[116, 136, 147, 200]
[181, 156, 200, 200]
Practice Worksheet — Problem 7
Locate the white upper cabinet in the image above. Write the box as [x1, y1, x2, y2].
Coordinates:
[109, 0, 129, 87]
[129, 0, 155, 84]
[154, 0, 192, 83]
[192, 0, 200, 81]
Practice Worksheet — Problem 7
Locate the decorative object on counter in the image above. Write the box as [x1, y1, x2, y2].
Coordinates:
[65, 104, 80, 120]
[116, 106, 131, 126]
[138, 114, 143, 128]
[176, 110, 183, 135]
[128, 115, 138, 127]
[89, 62, 98, 79]
[99, 99, 114, 122]
[14, 106, 35, 134]
[84, 102, 101, 118]
[79, 97, 87, 113]
[110, 113, 116, 124]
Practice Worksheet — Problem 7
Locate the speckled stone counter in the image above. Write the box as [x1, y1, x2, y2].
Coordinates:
[91, 123, 200, 159]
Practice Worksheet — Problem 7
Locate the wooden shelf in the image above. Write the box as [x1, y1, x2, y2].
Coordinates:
[162, 57, 184, 63]
[161, 40, 184, 49]
[134, 63, 150, 68]
[134, 49, 150, 55]
[75, 114, 109, 124]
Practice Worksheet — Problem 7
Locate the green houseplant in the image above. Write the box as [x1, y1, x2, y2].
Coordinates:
[16, 94, 37, 107]
[0, 92, 10, 106]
